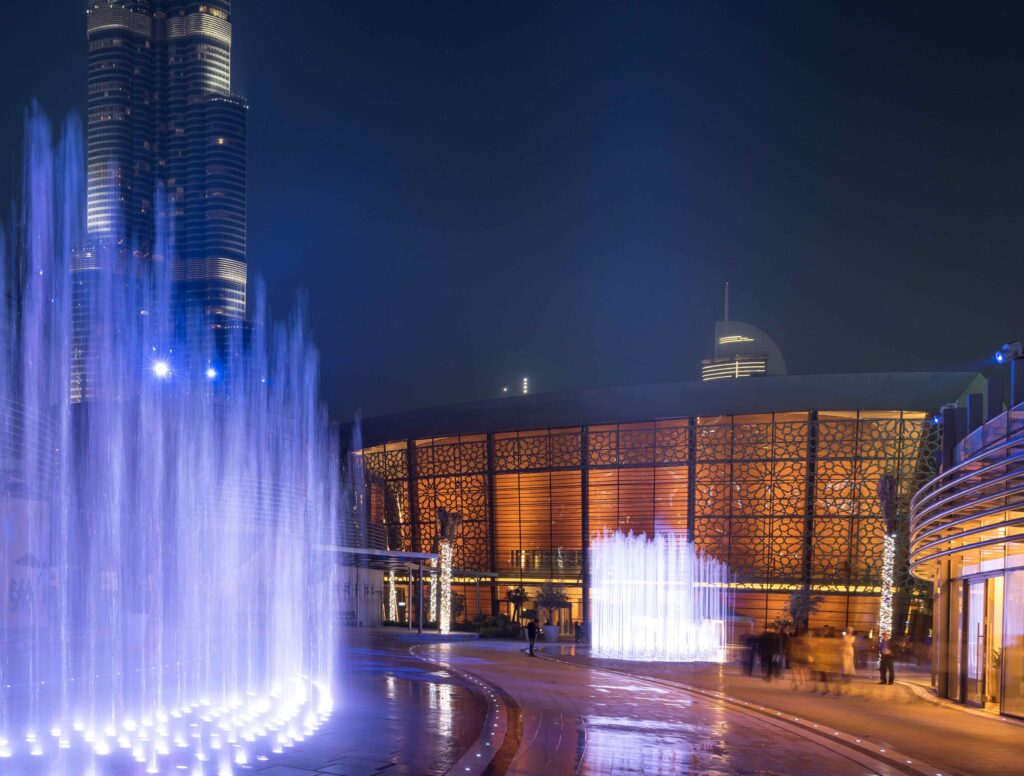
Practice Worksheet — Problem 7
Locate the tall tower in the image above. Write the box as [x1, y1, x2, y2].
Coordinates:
[76, 0, 247, 399]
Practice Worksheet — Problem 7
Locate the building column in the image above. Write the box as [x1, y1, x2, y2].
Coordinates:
[934, 559, 950, 698]
[687, 416, 697, 542]
[801, 411, 820, 602]
[581, 425, 590, 628]
[487, 432, 498, 616]
[406, 439, 420, 550]
[418, 559, 424, 634]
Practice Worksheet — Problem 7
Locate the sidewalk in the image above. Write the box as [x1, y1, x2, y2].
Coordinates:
[542, 647, 1024, 776]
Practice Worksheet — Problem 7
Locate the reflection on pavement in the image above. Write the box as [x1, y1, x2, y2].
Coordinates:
[423, 640, 930, 776]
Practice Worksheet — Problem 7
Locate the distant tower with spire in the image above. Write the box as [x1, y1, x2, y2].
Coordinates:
[700, 282, 786, 381]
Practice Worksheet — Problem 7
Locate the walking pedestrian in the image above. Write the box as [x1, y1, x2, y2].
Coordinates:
[879, 631, 895, 685]
[839, 630, 856, 693]
[527, 618, 539, 656]
[759, 628, 780, 681]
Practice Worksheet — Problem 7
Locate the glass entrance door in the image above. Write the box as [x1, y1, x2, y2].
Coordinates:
[965, 579, 986, 705]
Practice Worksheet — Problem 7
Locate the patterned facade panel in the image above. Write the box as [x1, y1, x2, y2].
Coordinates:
[731, 422, 773, 460]
[617, 427, 655, 466]
[549, 432, 582, 468]
[654, 422, 690, 464]
[731, 461, 773, 516]
[695, 421, 732, 461]
[810, 516, 852, 584]
[361, 447, 408, 482]
[851, 516, 885, 581]
[730, 517, 770, 579]
[694, 517, 730, 566]
[773, 422, 808, 460]
[588, 429, 618, 467]
[518, 434, 550, 471]
[494, 437, 518, 472]
[858, 419, 905, 459]
[768, 517, 804, 582]
[816, 420, 858, 459]
[414, 474, 489, 569]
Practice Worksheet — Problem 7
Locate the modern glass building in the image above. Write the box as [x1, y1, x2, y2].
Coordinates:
[910, 382, 1024, 718]
[358, 372, 982, 636]
[76, 1, 247, 399]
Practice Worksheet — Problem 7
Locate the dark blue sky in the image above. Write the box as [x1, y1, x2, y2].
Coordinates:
[2, 2, 1023, 419]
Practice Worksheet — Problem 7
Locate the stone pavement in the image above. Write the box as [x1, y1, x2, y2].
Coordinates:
[423, 639, 953, 776]
[538, 645, 1024, 776]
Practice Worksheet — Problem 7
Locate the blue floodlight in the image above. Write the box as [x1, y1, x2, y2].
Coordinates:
[206, 367, 218, 380]
[931, 415, 941, 426]
[996, 350, 1006, 364]
[152, 360, 171, 379]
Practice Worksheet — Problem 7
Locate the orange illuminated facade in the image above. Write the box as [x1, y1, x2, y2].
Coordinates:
[355, 372, 984, 635]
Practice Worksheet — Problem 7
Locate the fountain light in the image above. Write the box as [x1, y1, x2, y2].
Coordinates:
[206, 366, 218, 380]
[152, 359, 171, 378]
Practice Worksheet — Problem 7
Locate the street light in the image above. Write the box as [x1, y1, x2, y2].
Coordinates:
[995, 342, 1022, 364]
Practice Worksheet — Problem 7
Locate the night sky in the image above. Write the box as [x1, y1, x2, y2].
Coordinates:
[1, 2, 1023, 420]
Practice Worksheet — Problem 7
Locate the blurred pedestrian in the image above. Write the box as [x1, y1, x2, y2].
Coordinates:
[788, 634, 810, 691]
[840, 630, 856, 691]
[879, 632, 895, 685]
[742, 632, 758, 676]
[759, 628, 781, 681]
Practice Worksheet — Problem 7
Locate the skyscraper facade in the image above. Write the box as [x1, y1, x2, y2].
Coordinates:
[76, 0, 247, 398]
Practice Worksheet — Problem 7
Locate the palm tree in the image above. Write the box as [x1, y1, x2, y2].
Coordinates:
[505, 585, 530, 621]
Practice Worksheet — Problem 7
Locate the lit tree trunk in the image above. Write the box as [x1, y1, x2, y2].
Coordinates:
[435, 508, 463, 635]
[439, 540, 454, 634]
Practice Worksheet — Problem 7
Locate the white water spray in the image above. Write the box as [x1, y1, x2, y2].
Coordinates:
[591, 531, 728, 662]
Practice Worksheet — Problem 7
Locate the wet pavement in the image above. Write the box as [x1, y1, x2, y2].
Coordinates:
[537, 644, 1024, 776]
[0, 631, 486, 775]
[423, 640, 938, 776]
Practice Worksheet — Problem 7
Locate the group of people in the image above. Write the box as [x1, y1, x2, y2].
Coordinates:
[743, 626, 898, 693]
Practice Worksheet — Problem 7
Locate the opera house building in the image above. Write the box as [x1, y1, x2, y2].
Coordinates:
[357, 343, 982, 640]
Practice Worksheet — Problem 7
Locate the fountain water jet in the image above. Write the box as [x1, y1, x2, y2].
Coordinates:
[590, 531, 728, 662]
[0, 110, 338, 772]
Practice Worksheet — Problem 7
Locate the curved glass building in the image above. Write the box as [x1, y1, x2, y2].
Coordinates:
[910, 392, 1024, 717]
[358, 372, 982, 637]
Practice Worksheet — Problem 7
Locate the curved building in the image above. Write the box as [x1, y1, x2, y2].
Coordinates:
[910, 386, 1024, 717]
[357, 371, 982, 636]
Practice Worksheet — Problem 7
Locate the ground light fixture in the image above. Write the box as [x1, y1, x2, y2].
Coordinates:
[151, 359, 171, 379]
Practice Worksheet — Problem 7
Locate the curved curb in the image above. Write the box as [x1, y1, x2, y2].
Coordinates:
[408, 643, 521, 776]
[532, 646, 960, 776]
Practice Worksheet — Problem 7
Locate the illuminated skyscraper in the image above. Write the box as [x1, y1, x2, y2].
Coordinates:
[700, 282, 786, 382]
[76, 0, 247, 399]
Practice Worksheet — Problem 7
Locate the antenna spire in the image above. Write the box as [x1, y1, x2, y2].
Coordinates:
[723, 281, 730, 324]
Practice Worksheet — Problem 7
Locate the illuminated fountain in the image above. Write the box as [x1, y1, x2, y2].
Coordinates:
[590, 531, 728, 662]
[0, 112, 338, 773]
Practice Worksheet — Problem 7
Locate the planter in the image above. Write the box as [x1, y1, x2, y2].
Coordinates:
[542, 627, 560, 643]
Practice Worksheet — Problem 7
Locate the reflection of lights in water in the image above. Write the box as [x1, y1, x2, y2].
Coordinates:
[388, 569, 398, 622]
[385, 674, 397, 701]
[427, 682, 454, 740]
[583, 715, 691, 773]
[591, 531, 728, 662]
